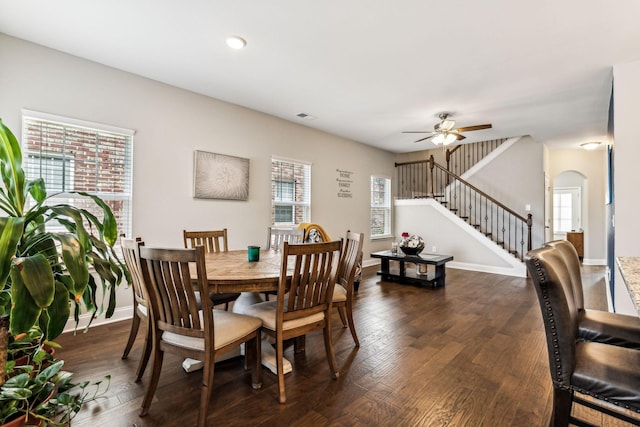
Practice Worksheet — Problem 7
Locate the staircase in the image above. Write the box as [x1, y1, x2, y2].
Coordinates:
[395, 141, 532, 261]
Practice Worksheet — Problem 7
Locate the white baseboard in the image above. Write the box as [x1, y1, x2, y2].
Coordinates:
[62, 306, 133, 334]
[582, 258, 606, 266]
[447, 261, 527, 278]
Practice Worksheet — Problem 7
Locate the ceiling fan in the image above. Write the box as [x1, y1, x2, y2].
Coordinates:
[403, 113, 492, 145]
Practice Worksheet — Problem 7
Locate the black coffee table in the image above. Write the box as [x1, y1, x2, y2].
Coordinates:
[370, 250, 453, 287]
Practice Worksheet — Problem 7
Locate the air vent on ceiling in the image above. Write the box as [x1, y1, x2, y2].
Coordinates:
[296, 113, 316, 120]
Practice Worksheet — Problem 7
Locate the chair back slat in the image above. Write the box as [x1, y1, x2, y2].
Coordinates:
[267, 227, 305, 251]
[183, 229, 228, 253]
[337, 231, 364, 291]
[122, 237, 147, 307]
[140, 246, 211, 340]
[279, 241, 341, 321]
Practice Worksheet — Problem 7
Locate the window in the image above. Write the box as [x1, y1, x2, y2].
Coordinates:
[271, 157, 311, 225]
[21, 110, 134, 239]
[553, 187, 580, 234]
[371, 175, 391, 238]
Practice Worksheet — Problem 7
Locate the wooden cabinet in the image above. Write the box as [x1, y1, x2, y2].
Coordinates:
[566, 231, 584, 260]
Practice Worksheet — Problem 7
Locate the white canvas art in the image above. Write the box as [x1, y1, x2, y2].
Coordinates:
[193, 150, 250, 200]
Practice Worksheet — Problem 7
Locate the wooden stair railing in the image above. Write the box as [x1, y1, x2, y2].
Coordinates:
[445, 138, 508, 178]
[395, 155, 532, 260]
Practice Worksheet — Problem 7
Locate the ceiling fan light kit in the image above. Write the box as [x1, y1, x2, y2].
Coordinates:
[432, 132, 457, 145]
[403, 112, 492, 145]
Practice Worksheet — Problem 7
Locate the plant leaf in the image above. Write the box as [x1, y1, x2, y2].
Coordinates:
[76, 192, 118, 245]
[26, 177, 47, 203]
[0, 119, 26, 216]
[9, 264, 42, 335]
[0, 216, 24, 288]
[47, 205, 90, 251]
[44, 281, 71, 339]
[10, 255, 55, 308]
[53, 233, 89, 301]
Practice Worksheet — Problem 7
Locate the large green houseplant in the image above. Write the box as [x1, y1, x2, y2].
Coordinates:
[0, 117, 125, 341]
[0, 357, 110, 426]
[0, 118, 125, 424]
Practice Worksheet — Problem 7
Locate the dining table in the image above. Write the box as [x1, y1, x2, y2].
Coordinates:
[200, 248, 293, 374]
[203, 248, 285, 293]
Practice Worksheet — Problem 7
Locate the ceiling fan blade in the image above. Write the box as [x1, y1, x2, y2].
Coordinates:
[454, 133, 466, 141]
[455, 124, 492, 132]
[414, 135, 434, 143]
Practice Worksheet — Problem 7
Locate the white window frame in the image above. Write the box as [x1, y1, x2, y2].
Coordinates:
[553, 186, 581, 235]
[21, 109, 134, 240]
[271, 156, 311, 226]
[370, 175, 392, 239]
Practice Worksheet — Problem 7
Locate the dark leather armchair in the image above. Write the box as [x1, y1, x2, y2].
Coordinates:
[546, 239, 640, 349]
[526, 245, 640, 426]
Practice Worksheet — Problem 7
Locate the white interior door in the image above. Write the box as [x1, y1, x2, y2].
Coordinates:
[553, 186, 581, 239]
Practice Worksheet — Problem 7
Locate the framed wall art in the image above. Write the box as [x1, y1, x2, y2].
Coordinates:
[193, 150, 250, 200]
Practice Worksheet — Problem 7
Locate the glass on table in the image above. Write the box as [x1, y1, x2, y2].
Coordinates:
[248, 246, 260, 262]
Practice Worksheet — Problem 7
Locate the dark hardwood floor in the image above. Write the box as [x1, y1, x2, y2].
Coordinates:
[55, 265, 633, 426]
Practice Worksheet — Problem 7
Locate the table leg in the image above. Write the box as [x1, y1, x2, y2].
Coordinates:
[434, 264, 446, 286]
[233, 292, 292, 375]
[399, 261, 406, 277]
[380, 258, 390, 274]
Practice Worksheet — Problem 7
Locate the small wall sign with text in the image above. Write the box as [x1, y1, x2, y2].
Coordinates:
[336, 169, 353, 198]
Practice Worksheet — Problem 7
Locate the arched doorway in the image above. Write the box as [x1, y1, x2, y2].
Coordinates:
[552, 170, 587, 254]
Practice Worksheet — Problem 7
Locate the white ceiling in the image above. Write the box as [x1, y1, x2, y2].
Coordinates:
[2, 0, 640, 153]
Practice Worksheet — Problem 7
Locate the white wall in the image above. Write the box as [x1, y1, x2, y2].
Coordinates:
[548, 149, 607, 264]
[460, 136, 545, 249]
[613, 59, 640, 314]
[0, 34, 396, 326]
[395, 137, 546, 261]
[395, 199, 526, 277]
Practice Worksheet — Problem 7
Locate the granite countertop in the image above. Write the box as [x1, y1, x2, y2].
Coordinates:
[616, 257, 640, 314]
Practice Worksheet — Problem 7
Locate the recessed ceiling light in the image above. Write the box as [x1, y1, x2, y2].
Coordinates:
[580, 141, 601, 150]
[226, 36, 246, 50]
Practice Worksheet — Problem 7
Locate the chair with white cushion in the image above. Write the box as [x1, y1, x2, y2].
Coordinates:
[183, 228, 240, 310]
[239, 240, 342, 403]
[333, 231, 364, 346]
[266, 227, 305, 251]
[121, 237, 151, 381]
[139, 245, 262, 427]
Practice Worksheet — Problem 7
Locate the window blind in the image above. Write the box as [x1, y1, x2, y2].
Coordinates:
[271, 157, 311, 225]
[370, 175, 391, 237]
[21, 111, 133, 240]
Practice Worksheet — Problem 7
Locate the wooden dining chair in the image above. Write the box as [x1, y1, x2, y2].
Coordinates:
[138, 246, 262, 427]
[239, 240, 342, 403]
[332, 231, 364, 347]
[266, 227, 305, 251]
[183, 229, 229, 253]
[183, 229, 240, 310]
[121, 237, 152, 381]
